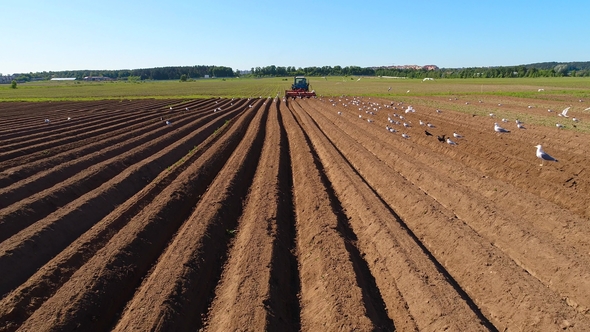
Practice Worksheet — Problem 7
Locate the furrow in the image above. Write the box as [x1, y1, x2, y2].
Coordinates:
[291, 100, 490, 331]
[298, 98, 590, 330]
[0, 100, 234, 331]
[113, 100, 269, 331]
[0, 105, 246, 295]
[13, 101, 262, 332]
[280, 101, 375, 331]
[304, 98, 590, 317]
[201, 99, 301, 331]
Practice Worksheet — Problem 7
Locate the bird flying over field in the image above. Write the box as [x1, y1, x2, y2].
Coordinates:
[494, 123, 510, 133]
[558, 107, 570, 117]
[535, 145, 558, 166]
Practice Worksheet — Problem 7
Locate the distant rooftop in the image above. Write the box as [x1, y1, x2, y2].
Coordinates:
[51, 78, 76, 81]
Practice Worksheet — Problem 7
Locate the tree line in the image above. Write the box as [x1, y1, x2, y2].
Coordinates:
[14, 65, 235, 82]
[251, 63, 590, 78]
[12, 61, 590, 82]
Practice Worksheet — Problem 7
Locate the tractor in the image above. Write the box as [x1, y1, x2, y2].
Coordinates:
[285, 76, 316, 98]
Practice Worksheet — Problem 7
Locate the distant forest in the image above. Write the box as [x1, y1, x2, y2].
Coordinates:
[11, 61, 590, 82]
[12, 65, 235, 82]
[251, 62, 590, 78]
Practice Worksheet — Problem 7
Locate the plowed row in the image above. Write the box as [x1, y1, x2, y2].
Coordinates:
[1, 96, 589, 331]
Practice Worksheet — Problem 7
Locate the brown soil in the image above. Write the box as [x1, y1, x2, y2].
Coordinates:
[1, 95, 589, 331]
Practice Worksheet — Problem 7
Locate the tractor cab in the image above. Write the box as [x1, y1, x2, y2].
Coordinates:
[292, 76, 309, 90]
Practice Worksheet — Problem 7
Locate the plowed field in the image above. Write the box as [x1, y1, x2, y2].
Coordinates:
[1, 96, 589, 331]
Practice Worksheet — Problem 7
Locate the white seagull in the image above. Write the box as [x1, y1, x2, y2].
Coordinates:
[556, 123, 564, 129]
[402, 133, 410, 139]
[453, 132, 463, 138]
[165, 120, 171, 125]
[494, 123, 510, 133]
[558, 107, 570, 117]
[535, 145, 558, 166]
[446, 138, 458, 146]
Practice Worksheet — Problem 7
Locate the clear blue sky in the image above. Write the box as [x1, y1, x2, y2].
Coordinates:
[3, 0, 589, 75]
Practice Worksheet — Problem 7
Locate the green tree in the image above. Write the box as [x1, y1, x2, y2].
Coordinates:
[179, 74, 187, 82]
[11, 80, 17, 89]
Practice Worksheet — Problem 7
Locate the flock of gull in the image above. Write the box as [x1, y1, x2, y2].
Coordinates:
[38, 93, 581, 167]
[322, 94, 582, 167]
